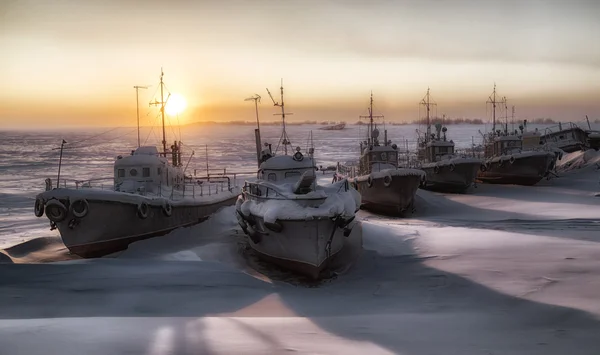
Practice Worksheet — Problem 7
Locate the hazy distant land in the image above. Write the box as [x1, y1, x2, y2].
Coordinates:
[184, 117, 599, 127]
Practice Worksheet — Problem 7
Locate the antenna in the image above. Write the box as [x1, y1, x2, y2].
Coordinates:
[134, 85, 150, 148]
[266, 79, 293, 155]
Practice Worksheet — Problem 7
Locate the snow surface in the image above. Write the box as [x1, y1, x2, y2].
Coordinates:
[2, 125, 600, 354]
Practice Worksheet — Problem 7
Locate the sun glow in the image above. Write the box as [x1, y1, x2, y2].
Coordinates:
[165, 93, 187, 115]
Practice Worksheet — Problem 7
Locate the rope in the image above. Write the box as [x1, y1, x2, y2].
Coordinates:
[64, 128, 137, 150]
[66, 126, 125, 146]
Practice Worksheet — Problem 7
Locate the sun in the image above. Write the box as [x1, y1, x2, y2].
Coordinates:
[165, 93, 187, 115]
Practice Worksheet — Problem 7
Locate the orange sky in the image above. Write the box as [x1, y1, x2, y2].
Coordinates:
[1, 0, 599, 128]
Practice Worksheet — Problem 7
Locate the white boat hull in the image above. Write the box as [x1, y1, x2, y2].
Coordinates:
[236, 210, 349, 279]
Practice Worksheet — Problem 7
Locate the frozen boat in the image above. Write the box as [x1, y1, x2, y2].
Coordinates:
[541, 116, 600, 152]
[414, 89, 483, 192]
[319, 122, 346, 130]
[541, 121, 590, 153]
[336, 93, 424, 215]
[477, 85, 555, 186]
[235, 82, 360, 279]
[33, 70, 238, 257]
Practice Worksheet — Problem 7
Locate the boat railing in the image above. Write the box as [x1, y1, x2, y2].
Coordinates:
[46, 175, 240, 201]
[336, 162, 356, 178]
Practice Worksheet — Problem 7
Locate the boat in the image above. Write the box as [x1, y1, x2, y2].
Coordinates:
[413, 89, 483, 192]
[540, 121, 590, 153]
[477, 85, 556, 186]
[319, 122, 346, 130]
[335, 93, 424, 215]
[235, 81, 360, 279]
[33, 70, 239, 257]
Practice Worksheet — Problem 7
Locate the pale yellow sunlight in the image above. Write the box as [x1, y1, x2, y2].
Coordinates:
[165, 93, 187, 116]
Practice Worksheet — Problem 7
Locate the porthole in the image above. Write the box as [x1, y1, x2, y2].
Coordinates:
[130, 168, 138, 177]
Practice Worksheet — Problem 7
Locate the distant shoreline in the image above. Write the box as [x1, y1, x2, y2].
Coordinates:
[182, 118, 595, 127]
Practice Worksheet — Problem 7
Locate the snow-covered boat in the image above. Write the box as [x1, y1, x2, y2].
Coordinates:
[33, 70, 238, 257]
[413, 89, 483, 192]
[235, 82, 360, 279]
[336, 93, 424, 215]
[477, 86, 555, 185]
[541, 121, 590, 153]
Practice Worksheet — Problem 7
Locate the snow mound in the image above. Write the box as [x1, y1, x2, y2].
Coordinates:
[557, 150, 600, 172]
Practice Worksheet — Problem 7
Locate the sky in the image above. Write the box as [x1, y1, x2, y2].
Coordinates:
[1, 0, 599, 128]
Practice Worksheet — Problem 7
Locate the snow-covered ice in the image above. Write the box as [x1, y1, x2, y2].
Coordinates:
[1, 125, 600, 354]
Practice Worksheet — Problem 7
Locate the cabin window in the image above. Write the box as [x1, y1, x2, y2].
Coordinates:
[117, 169, 125, 178]
[388, 152, 397, 161]
[267, 173, 277, 182]
[285, 171, 301, 179]
[129, 168, 138, 177]
[143, 167, 150, 177]
[157, 167, 162, 175]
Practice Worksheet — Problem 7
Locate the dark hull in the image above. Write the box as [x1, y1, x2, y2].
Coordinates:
[477, 153, 554, 186]
[40, 192, 238, 258]
[354, 174, 422, 216]
[421, 161, 482, 193]
[588, 136, 600, 151]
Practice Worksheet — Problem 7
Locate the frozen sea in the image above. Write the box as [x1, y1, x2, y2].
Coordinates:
[1, 123, 600, 354]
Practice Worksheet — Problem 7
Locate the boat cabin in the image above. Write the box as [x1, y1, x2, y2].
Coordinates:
[417, 124, 455, 163]
[114, 146, 184, 192]
[422, 140, 455, 162]
[486, 135, 522, 157]
[258, 147, 316, 184]
[521, 130, 542, 150]
[358, 128, 399, 175]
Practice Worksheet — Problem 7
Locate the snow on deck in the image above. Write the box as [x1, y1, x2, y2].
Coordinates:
[241, 180, 360, 223]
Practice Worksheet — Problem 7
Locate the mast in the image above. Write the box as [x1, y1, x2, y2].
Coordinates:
[149, 69, 168, 157]
[503, 96, 508, 134]
[419, 88, 436, 142]
[267, 79, 293, 155]
[160, 70, 166, 156]
[486, 83, 499, 134]
[511, 105, 515, 132]
[359, 92, 383, 145]
[245, 94, 262, 167]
